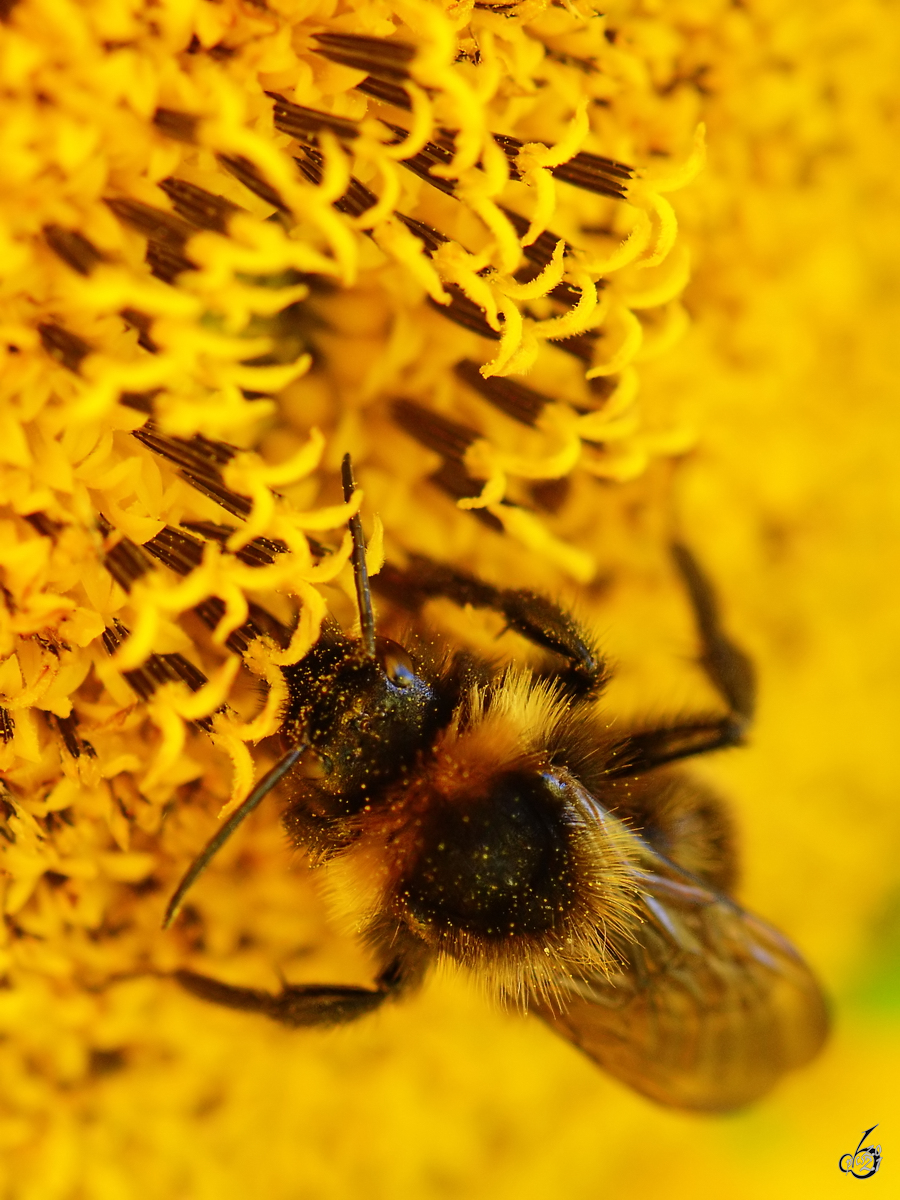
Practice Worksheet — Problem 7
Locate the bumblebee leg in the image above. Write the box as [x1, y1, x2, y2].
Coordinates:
[604, 716, 747, 778]
[605, 544, 756, 778]
[377, 555, 607, 696]
[174, 952, 420, 1029]
[671, 542, 756, 725]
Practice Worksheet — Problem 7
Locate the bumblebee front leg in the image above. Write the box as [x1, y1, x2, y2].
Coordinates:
[174, 949, 423, 1029]
[377, 554, 608, 697]
[605, 543, 757, 778]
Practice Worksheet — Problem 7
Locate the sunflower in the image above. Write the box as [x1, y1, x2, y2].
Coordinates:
[1, 0, 898, 1196]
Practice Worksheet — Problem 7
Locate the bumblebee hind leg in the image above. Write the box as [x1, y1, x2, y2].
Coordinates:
[174, 950, 421, 1029]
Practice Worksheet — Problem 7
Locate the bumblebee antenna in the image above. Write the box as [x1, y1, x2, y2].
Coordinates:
[341, 453, 376, 658]
[163, 743, 305, 929]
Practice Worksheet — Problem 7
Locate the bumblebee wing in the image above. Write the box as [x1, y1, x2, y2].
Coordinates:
[533, 852, 828, 1111]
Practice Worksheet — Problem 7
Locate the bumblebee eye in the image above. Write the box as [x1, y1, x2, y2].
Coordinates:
[376, 637, 416, 687]
[297, 751, 331, 779]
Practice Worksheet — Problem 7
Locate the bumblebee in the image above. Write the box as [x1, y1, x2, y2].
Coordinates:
[164, 456, 828, 1113]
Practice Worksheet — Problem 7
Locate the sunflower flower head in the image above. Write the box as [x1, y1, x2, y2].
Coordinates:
[1, 0, 698, 996]
[3, 0, 895, 1194]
